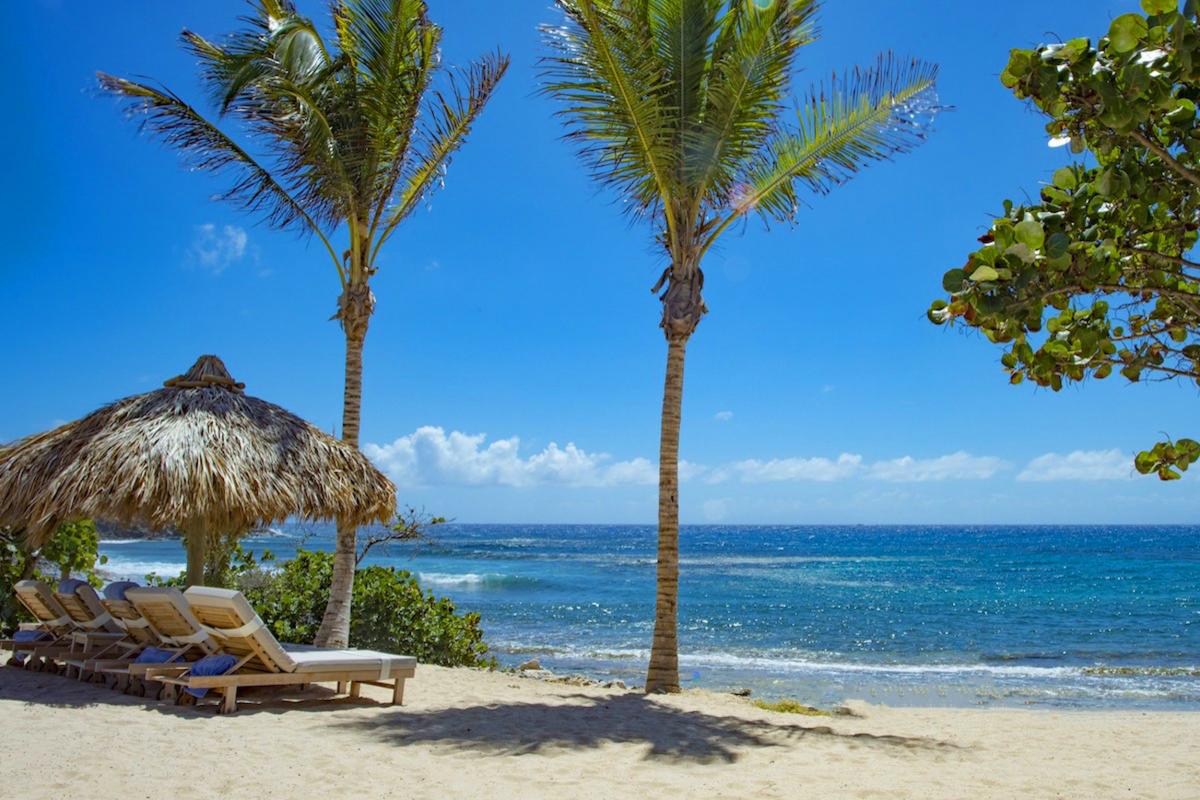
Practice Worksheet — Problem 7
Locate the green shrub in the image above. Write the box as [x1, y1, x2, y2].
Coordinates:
[1, 521, 106, 637]
[752, 698, 831, 716]
[243, 549, 494, 669]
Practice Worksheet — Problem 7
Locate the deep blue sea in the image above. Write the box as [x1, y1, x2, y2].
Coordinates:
[98, 524, 1200, 709]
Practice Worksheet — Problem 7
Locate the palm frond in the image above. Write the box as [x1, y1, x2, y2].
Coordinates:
[335, 0, 437, 222]
[104, 0, 507, 282]
[706, 53, 941, 249]
[649, 0, 720, 141]
[686, 0, 815, 204]
[540, 0, 678, 228]
[372, 51, 510, 259]
[180, 5, 359, 225]
[96, 72, 341, 271]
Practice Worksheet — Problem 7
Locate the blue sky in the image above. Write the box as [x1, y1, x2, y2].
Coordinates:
[2, 0, 1198, 524]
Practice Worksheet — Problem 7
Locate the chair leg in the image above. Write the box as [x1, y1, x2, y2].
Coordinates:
[349, 681, 362, 699]
[392, 677, 405, 705]
[336, 681, 348, 694]
[220, 686, 238, 715]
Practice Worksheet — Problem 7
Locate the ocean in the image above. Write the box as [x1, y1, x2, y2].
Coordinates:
[97, 524, 1200, 709]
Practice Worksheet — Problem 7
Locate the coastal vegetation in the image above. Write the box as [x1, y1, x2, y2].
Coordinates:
[98, 0, 509, 647]
[929, 0, 1200, 479]
[0, 521, 105, 637]
[751, 698, 831, 716]
[144, 540, 493, 669]
[541, 0, 940, 692]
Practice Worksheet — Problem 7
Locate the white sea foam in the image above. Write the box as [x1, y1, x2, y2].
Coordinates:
[418, 572, 537, 589]
[495, 644, 1080, 679]
[100, 559, 186, 580]
[675, 652, 1077, 678]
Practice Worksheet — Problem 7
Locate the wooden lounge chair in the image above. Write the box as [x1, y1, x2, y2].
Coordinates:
[53, 580, 135, 680]
[77, 582, 188, 689]
[0, 581, 77, 668]
[107, 586, 220, 696]
[144, 586, 416, 714]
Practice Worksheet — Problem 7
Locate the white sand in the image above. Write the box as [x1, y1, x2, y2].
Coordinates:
[1, 664, 1197, 799]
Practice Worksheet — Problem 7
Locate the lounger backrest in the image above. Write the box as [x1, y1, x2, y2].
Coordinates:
[100, 584, 159, 646]
[13, 580, 73, 634]
[183, 586, 297, 674]
[100, 598, 158, 645]
[125, 587, 218, 654]
[54, 580, 123, 633]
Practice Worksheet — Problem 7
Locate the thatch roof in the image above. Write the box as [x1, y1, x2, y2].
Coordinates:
[0, 355, 396, 547]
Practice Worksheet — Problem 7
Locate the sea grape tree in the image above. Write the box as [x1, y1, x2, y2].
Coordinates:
[930, 0, 1200, 479]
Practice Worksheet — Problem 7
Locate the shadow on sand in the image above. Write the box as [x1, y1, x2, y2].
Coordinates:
[332, 692, 958, 764]
[0, 664, 388, 718]
[2, 666, 959, 764]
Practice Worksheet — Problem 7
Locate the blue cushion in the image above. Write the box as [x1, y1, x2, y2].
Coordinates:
[134, 647, 178, 664]
[10, 630, 50, 663]
[103, 581, 139, 601]
[57, 578, 88, 594]
[184, 654, 239, 698]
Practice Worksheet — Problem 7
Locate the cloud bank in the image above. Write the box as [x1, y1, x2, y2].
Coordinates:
[1017, 449, 1132, 481]
[365, 429, 1011, 489]
[364, 426, 656, 488]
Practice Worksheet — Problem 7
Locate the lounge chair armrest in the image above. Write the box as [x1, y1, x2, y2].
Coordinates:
[140, 665, 192, 678]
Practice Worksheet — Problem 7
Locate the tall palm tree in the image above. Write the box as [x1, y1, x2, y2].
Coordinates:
[100, 0, 508, 646]
[541, 0, 940, 692]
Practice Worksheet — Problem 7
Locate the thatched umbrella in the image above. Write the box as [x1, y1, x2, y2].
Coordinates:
[0, 355, 396, 586]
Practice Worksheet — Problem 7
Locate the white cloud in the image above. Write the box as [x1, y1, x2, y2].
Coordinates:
[365, 427, 1008, 489]
[714, 410, 734, 422]
[713, 451, 1005, 484]
[363, 426, 656, 489]
[726, 454, 864, 483]
[1017, 449, 1132, 482]
[188, 224, 248, 273]
[867, 452, 1007, 482]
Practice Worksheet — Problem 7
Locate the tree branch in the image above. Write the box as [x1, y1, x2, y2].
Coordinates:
[1129, 129, 1200, 191]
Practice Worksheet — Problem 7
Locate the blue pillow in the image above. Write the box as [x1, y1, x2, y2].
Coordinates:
[184, 654, 239, 698]
[134, 647, 178, 664]
[57, 578, 88, 594]
[103, 581, 139, 601]
[10, 630, 50, 664]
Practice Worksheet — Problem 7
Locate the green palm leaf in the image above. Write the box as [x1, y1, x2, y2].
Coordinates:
[96, 73, 342, 272]
[708, 53, 938, 249]
[372, 52, 511, 258]
[541, 0, 678, 231]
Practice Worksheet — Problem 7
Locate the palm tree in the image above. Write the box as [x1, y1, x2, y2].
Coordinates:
[100, 0, 508, 646]
[541, 0, 940, 692]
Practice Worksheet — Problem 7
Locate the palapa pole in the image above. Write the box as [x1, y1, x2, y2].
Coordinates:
[184, 524, 206, 587]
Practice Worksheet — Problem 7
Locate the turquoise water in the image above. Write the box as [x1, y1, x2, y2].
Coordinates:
[98, 524, 1200, 709]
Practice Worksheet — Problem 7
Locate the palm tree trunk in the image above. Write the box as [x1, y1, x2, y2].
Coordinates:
[185, 530, 205, 588]
[315, 284, 372, 648]
[646, 335, 688, 693]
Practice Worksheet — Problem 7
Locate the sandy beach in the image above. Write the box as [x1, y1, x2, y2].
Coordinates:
[1, 664, 1196, 800]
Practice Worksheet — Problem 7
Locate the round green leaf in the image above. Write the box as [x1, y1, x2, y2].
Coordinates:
[943, 268, 965, 292]
[1167, 98, 1196, 123]
[1142, 0, 1177, 14]
[970, 265, 1001, 282]
[1045, 232, 1071, 258]
[1015, 219, 1046, 250]
[1109, 14, 1148, 52]
[1052, 167, 1077, 190]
